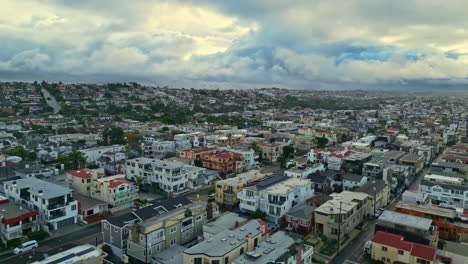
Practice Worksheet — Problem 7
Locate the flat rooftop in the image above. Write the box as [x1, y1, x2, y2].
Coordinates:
[204, 212, 248, 236]
[264, 177, 311, 195]
[0, 203, 35, 219]
[4, 177, 71, 199]
[378, 210, 432, 231]
[395, 201, 455, 219]
[152, 245, 186, 264]
[315, 191, 368, 215]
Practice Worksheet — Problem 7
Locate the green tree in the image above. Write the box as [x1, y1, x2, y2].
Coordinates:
[102, 126, 126, 145]
[67, 150, 87, 170]
[164, 152, 176, 159]
[7, 146, 36, 161]
[12, 131, 24, 139]
[315, 137, 329, 148]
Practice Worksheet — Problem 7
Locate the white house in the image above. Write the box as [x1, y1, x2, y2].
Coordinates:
[343, 174, 368, 191]
[3, 178, 78, 231]
[80, 145, 125, 163]
[419, 174, 468, 209]
[238, 175, 314, 223]
[285, 163, 325, 179]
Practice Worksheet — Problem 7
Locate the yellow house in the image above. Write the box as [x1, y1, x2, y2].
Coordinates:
[66, 168, 105, 195]
[371, 231, 437, 264]
[215, 170, 267, 205]
[183, 219, 269, 264]
[315, 191, 371, 243]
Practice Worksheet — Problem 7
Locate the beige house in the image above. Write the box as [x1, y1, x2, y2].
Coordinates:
[183, 219, 269, 264]
[315, 191, 371, 243]
[215, 170, 267, 205]
[66, 168, 138, 212]
[257, 142, 284, 163]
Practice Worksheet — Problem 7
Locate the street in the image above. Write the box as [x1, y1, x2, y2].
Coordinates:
[0, 224, 101, 264]
[41, 88, 61, 113]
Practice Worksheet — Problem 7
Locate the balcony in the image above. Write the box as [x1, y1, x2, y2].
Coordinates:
[268, 200, 285, 206]
[224, 189, 235, 195]
[181, 223, 194, 232]
[48, 210, 66, 220]
[47, 202, 66, 210]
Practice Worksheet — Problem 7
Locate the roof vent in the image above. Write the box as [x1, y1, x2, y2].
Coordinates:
[221, 238, 227, 242]
[240, 228, 246, 231]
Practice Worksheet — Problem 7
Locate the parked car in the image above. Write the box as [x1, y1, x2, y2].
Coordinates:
[374, 208, 385, 218]
[364, 240, 372, 254]
[13, 240, 38, 254]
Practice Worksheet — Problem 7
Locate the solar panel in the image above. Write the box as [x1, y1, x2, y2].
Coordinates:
[45, 254, 75, 264]
[75, 247, 95, 256]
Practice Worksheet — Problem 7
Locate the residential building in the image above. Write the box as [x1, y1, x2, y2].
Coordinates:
[383, 164, 412, 194]
[125, 201, 212, 263]
[307, 170, 341, 195]
[419, 173, 468, 209]
[402, 190, 432, 206]
[399, 153, 425, 174]
[371, 231, 437, 264]
[201, 151, 243, 176]
[395, 201, 468, 242]
[315, 191, 371, 242]
[80, 145, 126, 163]
[362, 156, 384, 180]
[48, 133, 99, 144]
[126, 157, 206, 194]
[343, 173, 368, 191]
[307, 148, 330, 164]
[285, 204, 316, 234]
[203, 212, 248, 240]
[215, 170, 267, 205]
[3, 178, 78, 231]
[183, 219, 269, 264]
[143, 141, 175, 159]
[357, 179, 390, 212]
[73, 193, 109, 224]
[32, 244, 107, 264]
[376, 210, 439, 248]
[222, 147, 257, 169]
[0, 202, 39, 241]
[66, 169, 138, 212]
[232, 231, 314, 264]
[102, 197, 195, 257]
[257, 142, 284, 163]
[238, 176, 314, 223]
[285, 163, 325, 179]
[342, 152, 372, 174]
[179, 147, 218, 160]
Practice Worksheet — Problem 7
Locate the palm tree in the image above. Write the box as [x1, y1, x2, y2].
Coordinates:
[68, 150, 87, 169]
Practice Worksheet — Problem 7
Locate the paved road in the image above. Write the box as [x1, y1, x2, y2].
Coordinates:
[0, 224, 101, 263]
[41, 88, 61, 113]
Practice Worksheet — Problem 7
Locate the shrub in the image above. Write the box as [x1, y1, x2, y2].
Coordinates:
[27, 230, 49, 241]
[7, 239, 22, 249]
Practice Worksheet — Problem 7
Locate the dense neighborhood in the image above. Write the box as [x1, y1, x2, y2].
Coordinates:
[0, 81, 467, 264]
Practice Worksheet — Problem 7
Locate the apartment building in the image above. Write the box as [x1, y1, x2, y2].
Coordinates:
[371, 231, 437, 264]
[238, 176, 314, 223]
[357, 179, 390, 212]
[343, 173, 367, 191]
[376, 210, 439, 248]
[3, 178, 78, 231]
[399, 153, 425, 174]
[126, 201, 212, 263]
[215, 170, 267, 205]
[419, 173, 468, 209]
[257, 142, 284, 163]
[66, 168, 138, 212]
[221, 147, 257, 169]
[342, 152, 372, 174]
[126, 157, 206, 194]
[0, 202, 39, 241]
[143, 140, 192, 159]
[48, 133, 99, 144]
[315, 191, 371, 242]
[179, 146, 218, 160]
[395, 201, 468, 242]
[285, 163, 325, 179]
[183, 219, 269, 264]
[201, 151, 243, 176]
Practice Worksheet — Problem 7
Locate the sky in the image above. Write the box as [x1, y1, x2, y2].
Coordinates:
[1, 0, 468, 90]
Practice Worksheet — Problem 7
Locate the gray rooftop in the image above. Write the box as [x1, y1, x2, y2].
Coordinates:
[4, 177, 71, 199]
[232, 231, 294, 264]
[0, 203, 35, 219]
[203, 212, 248, 236]
[378, 210, 432, 231]
[401, 153, 424, 162]
[381, 150, 407, 160]
[152, 245, 186, 264]
[184, 219, 263, 257]
[285, 204, 316, 220]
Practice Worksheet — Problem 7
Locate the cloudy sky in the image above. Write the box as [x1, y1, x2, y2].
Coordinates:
[1, 0, 468, 90]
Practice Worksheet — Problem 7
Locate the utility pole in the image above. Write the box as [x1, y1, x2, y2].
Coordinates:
[373, 180, 376, 216]
[337, 201, 342, 255]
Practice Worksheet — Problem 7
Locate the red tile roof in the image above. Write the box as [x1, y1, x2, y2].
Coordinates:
[372, 231, 436, 261]
[108, 178, 131, 188]
[67, 168, 92, 179]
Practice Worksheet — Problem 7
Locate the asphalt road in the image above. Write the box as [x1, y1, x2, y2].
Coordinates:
[41, 88, 61, 113]
[0, 224, 101, 264]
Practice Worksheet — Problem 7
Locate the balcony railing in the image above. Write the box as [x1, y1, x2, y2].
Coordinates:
[268, 200, 285, 205]
[181, 224, 194, 232]
[47, 202, 66, 210]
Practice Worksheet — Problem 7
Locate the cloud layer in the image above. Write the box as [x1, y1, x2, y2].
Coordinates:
[1, 0, 468, 89]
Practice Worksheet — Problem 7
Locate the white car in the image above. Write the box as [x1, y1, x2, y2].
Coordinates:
[364, 240, 372, 254]
[13, 240, 38, 254]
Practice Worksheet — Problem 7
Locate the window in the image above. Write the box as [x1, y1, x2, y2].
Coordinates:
[194, 258, 202, 264]
[114, 226, 118, 232]
[398, 250, 404, 255]
[211, 261, 220, 264]
[240, 247, 244, 255]
[123, 228, 128, 234]
[170, 238, 176, 246]
[382, 246, 388, 252]
[104, 223, 109, 229]
[71, 204, 77, 211]
[196, 215, 202, 221]
[170, 226, 177, 233]
[224, 256, 229, 264]
[417, 259, 429, 264]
